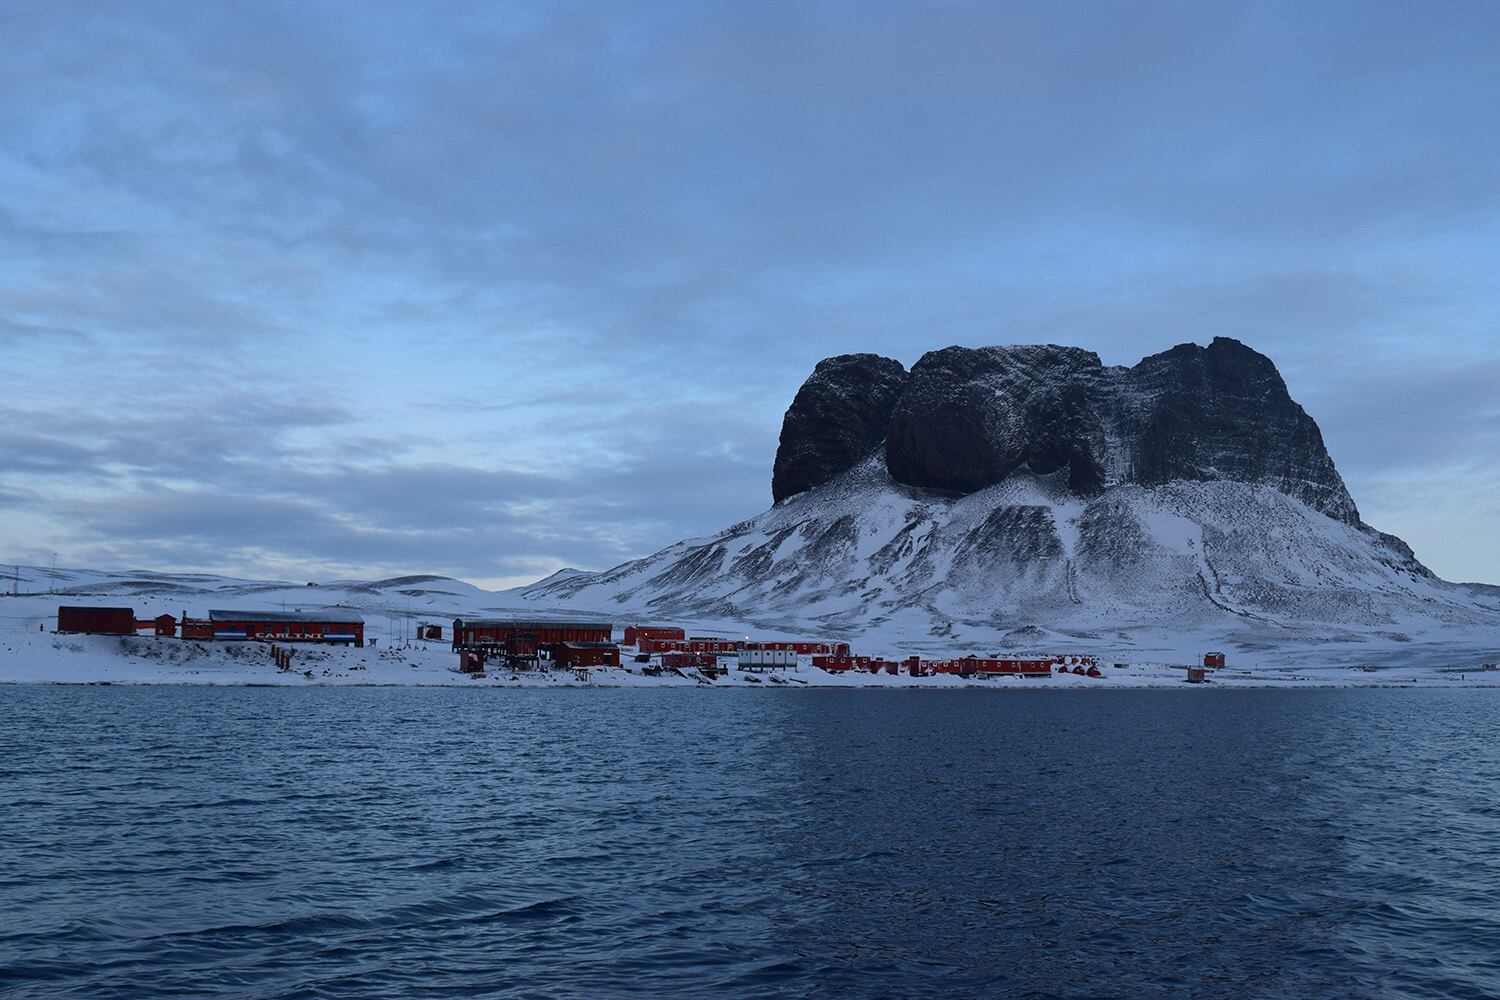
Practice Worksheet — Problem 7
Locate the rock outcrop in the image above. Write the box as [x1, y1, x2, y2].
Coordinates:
[1122, 338, 1359, 523]
[884, 344, 1111, 497]
[775, 337, 1359, 524]
[771, 353, 907, 503]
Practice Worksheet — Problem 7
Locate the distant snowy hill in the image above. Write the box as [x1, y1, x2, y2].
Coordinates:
[0, 566, 513, 626]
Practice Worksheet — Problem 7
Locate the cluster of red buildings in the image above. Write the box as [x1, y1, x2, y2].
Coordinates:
[56, 606, 365, 646]
[622, 624, 1116, 680]
[58, 605, 1226, 682]
[811, 654, 904, 674]
[810, 653, 1087, 678]
[1187, 651, 1228, 683]
[451, 617, 620, 670]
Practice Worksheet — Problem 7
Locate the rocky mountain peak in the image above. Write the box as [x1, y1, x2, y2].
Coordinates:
[517, 337, 1500, 660]
[773, 337, 1360, 524]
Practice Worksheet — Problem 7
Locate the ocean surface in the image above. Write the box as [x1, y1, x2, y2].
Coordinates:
[3, 688, 1499, 999]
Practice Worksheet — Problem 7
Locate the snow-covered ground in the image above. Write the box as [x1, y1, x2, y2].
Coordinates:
[1, 565, 1496, 688]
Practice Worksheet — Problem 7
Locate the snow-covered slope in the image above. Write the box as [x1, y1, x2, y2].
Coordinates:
[3, 492, 1496, 682]
[515, 456, 1500, 663]
[0, 566, 515, 628]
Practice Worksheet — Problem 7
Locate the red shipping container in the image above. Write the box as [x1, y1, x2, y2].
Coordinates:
[57, 606, 136, 635]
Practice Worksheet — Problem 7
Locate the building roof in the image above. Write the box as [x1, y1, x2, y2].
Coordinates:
[455, 617, 613, 629]
[209, 609, 364, 624]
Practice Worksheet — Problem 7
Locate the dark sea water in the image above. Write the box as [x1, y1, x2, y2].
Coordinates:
[3, 688, 1499, 999]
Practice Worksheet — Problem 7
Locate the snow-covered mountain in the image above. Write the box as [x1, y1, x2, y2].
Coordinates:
[514, 339, 1500, 664]
[11, 338, 1494, 671]
[520, 456, 1494, 632]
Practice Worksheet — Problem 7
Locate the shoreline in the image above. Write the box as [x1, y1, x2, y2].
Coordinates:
[6, 633, 1498, 690]
[6, 674, 1499, 690]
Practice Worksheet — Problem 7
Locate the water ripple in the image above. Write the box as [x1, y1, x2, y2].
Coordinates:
[3, 687, 1499, 998]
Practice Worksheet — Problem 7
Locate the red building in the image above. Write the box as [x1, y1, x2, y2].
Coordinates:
[134, 614, 177, 637]
[912, 655, 1056, 677]
[810, 651, 1065, 678]
[623, 625, 685, 646]
[972, 656, 1056, 677]
[452, 618, 613, 655]
[661, 651, 717, 669]
[745, 640, 850, 656]
[207, 609, 364, 646]
[57, 606, 136, 635]
[823, 655, 898, 674]
[1203, 651, 1226, 669]
[638, 636, 852, 656]
[638, 635, 743, 655]
[181, 615, 214, 639]
[546, 642, 621, 668]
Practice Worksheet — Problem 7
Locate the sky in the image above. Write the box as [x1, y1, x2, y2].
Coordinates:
[1, 0, 1498, 589]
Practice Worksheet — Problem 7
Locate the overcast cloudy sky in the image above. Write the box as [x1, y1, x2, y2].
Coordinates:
[2, 0, 1497, 588]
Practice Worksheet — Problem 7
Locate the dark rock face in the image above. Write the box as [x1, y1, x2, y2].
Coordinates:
[772, 354, 907, 503]
[779, 338, 1361, 524]
[1123, 338, 1359, 523]
[884, 345, 1111, 496]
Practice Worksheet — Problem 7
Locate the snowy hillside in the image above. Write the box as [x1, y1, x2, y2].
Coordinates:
[516, 456, 1500, 667]
[0, 566, 516, 633]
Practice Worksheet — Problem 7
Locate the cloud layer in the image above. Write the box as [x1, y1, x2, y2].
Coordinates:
[2, 0, 1497, 585]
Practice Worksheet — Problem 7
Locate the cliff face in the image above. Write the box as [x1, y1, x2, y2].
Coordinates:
[775, 337, 1360, 524]
[1122, 338, 1359, 523]
[771, 353, 908, 503]
[884, 344, 1113, 498]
